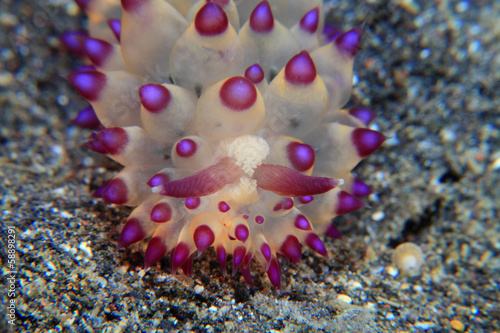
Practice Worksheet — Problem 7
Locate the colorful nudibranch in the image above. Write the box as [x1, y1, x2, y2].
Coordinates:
[63, 0, 386, 289]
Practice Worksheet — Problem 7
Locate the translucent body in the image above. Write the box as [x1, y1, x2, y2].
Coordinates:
[238, 3, 300, 81]
[67, 0, 386, 289]
[121, 0, 188, 78]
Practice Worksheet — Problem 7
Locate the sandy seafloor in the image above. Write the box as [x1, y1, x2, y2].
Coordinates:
[0, 0, 499, 332]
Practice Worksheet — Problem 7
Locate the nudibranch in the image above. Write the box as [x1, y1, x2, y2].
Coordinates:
[63, 0, 386, 289]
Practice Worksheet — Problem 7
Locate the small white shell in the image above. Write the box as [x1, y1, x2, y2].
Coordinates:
[391, 242, 425, 275]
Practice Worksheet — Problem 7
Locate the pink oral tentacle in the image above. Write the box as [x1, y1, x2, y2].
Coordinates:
[157, 158, 242, 198]
[254, 164, 340, 197]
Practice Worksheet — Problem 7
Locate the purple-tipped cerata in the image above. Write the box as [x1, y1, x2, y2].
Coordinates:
[233, 246, 246, 271]
[72, 106, 101, 128]
[286, 142, 315, 172]
[184, 197, 201, 210]
[102, 178, 128, 204]
[351, 128, 386, 158]
[175, 139, 197, 157]
[195, 3, 228, 36]
[325, 223, 343, 239]
[235, 224, 249, 243]
[255, 164, 340, 197]
[107, 19, 121, 42]
[351, 178, 373, 197]
[60, 30, 88, 57]
[218, 201, 230, 212]
[119, 218, 146, 248]
[83, 136, 107, 154]
[349, 107, 377, 126]
[217, 245, 227, 277]
[280, 235, 302, 263]
[250, 0, 274, 33]
[74, 0, 91, 10]
[171, 242, 190, 272]
[335, 27, 363, 58]
[294, 214, 312, 230]
[193, 225, 215, 253]
[267, 258, 281, 289]
[244, 64, 265, 84]
[147, 173, 170, 187]
[323, 23, 342, 43]
[144, 237, 167, 269]
[298, 196, 314, 204]
[285, 50, 317, 84]
[96, 127, 128, 155]
[335, 191, 365, 215]
[67, 70, 106, 101]
[139, 84, 171, 113]
[91, 180, 110, 198]
[220, 76, 257, 111]
[300, 7, 319, 34]
[82, 37, 113, 67]
[305, 233, 328, 257]
[150, 202, 172, 223]
[121, 0, 146, 12]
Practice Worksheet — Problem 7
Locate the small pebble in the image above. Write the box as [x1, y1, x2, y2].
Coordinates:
[490, 156, 500, 170]
[413, 285, 424, 293]
[95, 277, 108, 288]
[450, 319, 465, 332]
[194, 285, 204, 294]
[336, 294, 352, 304]
[0, 12, 19, 27]
[455, 1, 469, 13]
[392, 242, 425, 275]
[385, 266, 399, 277]
[0, 71, 14, 86]
[371, 211, 385, 221]
[414, 321, 435, 330]
[347, 280, 362, 290]
[440, 127, 457, 142]
[46, 261, 57, 271]
[78, 241, 93, 257]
